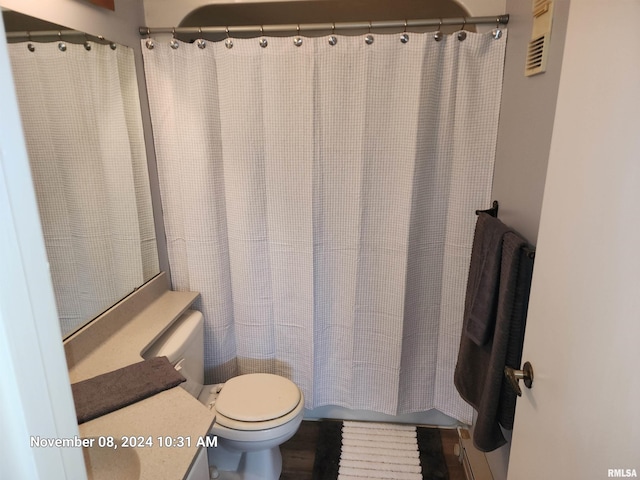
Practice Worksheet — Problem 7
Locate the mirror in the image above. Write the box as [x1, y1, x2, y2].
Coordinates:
[2, 9, 160, 338]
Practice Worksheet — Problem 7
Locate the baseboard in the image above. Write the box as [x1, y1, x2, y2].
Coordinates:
[454, 428, 494, 480]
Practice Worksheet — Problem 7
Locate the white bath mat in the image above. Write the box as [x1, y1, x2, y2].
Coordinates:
[337, 421, 423, 479]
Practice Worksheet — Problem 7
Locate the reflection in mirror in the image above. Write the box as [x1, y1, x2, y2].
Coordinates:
[3, 10, 159, 338]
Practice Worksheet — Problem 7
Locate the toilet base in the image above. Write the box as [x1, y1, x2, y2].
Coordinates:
[207, 438, 282, 480]
[200, 381, 304, 480]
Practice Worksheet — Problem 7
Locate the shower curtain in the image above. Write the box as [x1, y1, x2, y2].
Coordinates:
[142, 30, 506, 423]
[8, 42, 158, 337]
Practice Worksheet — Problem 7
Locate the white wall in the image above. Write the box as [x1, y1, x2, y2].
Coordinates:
[485, 1, 570, 478]
[492, 0, 570, 244]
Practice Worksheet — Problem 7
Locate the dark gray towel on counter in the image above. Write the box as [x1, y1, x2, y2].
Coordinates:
[454, 231, 534, 452]
[71, 356, 185, 424]
[465, 213, 513, 346]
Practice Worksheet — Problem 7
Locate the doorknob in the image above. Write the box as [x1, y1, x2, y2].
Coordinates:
[504, 361, 534, 396]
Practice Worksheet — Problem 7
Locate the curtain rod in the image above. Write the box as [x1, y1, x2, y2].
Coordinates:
[139, 15, 509, 37]
[6, 29, 111, 42]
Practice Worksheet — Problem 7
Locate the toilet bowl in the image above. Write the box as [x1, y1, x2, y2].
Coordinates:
[143, 310, 304, 480]
[199, 373, 304, 480]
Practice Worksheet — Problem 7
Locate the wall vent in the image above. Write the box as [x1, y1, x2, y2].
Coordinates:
[525, 0, 554, 77]
[526, 33, 549, 75]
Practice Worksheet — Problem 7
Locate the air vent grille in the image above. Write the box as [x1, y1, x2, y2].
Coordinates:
[533, 0, 550, 16]
[526, 34, 549, 76]
[525, 0, 554, 77]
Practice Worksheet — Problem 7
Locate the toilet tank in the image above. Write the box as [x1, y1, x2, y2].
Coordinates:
[142, 310, 205, 399]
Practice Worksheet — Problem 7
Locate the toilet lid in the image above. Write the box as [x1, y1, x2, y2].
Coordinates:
[215, 373, 301, 422]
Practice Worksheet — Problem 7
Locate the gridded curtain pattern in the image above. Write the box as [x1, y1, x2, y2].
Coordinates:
[142, 30, 506, 423]
[9, 42, 158, 337]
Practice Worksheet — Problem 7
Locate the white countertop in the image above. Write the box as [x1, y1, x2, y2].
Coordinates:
[65, 274, 215, 480]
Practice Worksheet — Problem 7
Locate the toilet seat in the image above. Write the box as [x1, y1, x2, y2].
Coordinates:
[214, 373, 302, 431]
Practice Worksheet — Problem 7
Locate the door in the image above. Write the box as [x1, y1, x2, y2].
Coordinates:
[507, 2, 640, 479]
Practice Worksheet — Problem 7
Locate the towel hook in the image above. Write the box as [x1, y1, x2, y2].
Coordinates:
[475, 200, 499, 218]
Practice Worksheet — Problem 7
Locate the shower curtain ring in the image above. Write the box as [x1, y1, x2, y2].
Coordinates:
[170, 27, 180, 49]
[27, 31, 35, 52]
[400, 20, 409, 43]
[259, 26, 269, 48]
[328, 22, 338, 46]
[457, 18, 467, 41]
[365, 21, 374, 45]
[196, 26, 207, 49]
[224, 27, 233, 49]
[294, 25, 303, 46]
[58, 31, 67, 52]
[84, 32, 92, 51]
[434, 18, 444, 42]
[492, 17, 503, 40]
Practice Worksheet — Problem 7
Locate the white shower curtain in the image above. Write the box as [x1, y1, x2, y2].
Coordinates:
[9, 42, 158, 337]
[142, 30, 506, 423]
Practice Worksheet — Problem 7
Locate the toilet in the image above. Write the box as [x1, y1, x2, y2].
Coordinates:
[143, 310, 304, 480]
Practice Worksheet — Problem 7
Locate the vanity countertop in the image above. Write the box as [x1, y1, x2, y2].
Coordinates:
[78, 387, 213, 480]
[64, 273, 215, 480]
